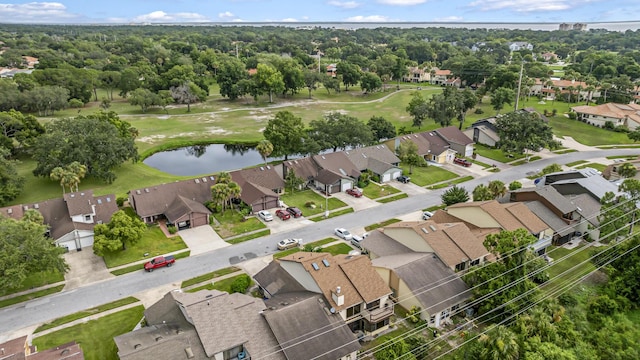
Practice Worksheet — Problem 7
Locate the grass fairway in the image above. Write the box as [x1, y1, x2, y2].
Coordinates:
[32, 305, 144, 360]
[102, 226, 187, 268]
[401, 165, 458, 187]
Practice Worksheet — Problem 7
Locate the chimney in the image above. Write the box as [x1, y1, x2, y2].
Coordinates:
[332, 287, 344, 306]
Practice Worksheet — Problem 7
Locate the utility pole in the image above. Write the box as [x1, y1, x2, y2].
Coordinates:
[514, 61, 524, 111]
[318, 51, 321, 73]
[235, 43, 239, 59]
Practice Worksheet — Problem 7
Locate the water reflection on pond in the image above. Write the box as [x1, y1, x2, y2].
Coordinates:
[143, 143, 280, 176]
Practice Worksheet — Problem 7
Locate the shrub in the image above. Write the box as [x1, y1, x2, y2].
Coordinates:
[407, 306, 422, 324]
[230, 274, 251, 294]
[304, 201, 316, 208]
[68, 98, 84, 108]
[508, 181, 522, 191]
[116, 196, 127, 207]
[604, 121, 615, 130]
[614, 125, 629, 133]
[568, 112, 577, 120]
[474, 108, 484, 114]
[167, 225, 177, 234]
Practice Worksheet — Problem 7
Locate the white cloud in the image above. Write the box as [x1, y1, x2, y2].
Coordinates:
[468, 0, 594, 12]
[0, 2, 78, 23]
[377, 0, 427, 5]
[434, 16, 463, 22]
[133, 10, 209, 23]
[345, 15, 389, 22]
[281, 18, 299, 22]
[328, 1, 361, 9]
[218, 11, 234, 18]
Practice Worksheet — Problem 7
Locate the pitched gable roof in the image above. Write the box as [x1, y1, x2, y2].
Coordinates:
[523, 201, 574, 237]
[512, 186, 578, 214]
[372, 253, 471, 313]
[313, 152, 361, 179]
[283, 157, 318, 181]
[230, 169, 281, 206]
[164, 195, 211, 223]
[447, 200, 524, 231]
[572, 103, 640, 124]
[360, 229, 413, 257]
[63, 190, 95, 216]
[435, 126, 474, 146]
[130, 177, 215, 218]
[333, 254, 392, 304]
[261, 295, 360, 360]
[502, 202, 549, 234]
[343, 145, 401, 171]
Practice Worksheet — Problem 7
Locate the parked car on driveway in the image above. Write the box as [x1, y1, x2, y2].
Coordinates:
[397, 175, 411, 183]
[346, 188, 363, 197]
[422, 211, 434, 220]
[275, 209, 291, 220]
[286, 207, 303, 218]
[334, 228, 353, 241]
[453, 157, 472, 167]
[277, 238, 300, 250]
[257, 210, 273, 222]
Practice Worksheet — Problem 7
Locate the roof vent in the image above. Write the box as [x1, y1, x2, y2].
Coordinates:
[70, 194, 75, 198]
[136, 190, 141, 195]
[80, 192, 85, 196]
[202, 177, 207, 182]
[106, 197, 111, 202]
[185, 347, 194, 359]
[7, 208, 12, 214]
[421, 227, 429, 234]
[144, 188, 150, 192]
[23, 206, 28, 211]
[330, 307, 336, 314]
[321, 155, 326, 159]
[134, 344, 142, 349]
[429, 225, 437, 231]
[312, 262, 320, 271]
[322, 259, 330, 267]
[336, 286, 341, 294]
[194, 179, 200, 183]
[155, 336, 163, 342]
[97, 199, 102, 204]
[210, 176, 215, 181]
[34, 203, 39, 209]
[260, 167, 264, 171]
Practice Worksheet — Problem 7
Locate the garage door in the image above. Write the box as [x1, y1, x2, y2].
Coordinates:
[57, 240, 75, 252]
[382, 173, 391, 182]
[79, 234, 95, 249]
[341, 181, 352, 192]
[392, 171, 401, 179]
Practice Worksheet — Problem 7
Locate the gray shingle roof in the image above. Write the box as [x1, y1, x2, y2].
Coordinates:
[343, 145, 400, 171]
[523, 201, 574, 237]
[360, 229, 413, 257]
[130, 177, 215, 218]
[435, 126, 474, 146]
[164, 195, 211, 223]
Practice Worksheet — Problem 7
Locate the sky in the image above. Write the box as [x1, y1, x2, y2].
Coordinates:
[0, 0, 638, 25]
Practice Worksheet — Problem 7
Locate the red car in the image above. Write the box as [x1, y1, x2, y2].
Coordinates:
[144, 255, 175, 272]
[454, 158, 472, 167]
[346, 188, 363, 197]
[275, 209, 291, 220]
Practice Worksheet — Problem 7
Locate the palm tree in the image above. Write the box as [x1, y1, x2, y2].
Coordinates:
[479, 325, 520, 360]
[67, 161, 87, 192]
[50, 167, 69, 194]
[217, 171, 232, 185]
[227, 181, 242, 209]
[601, 82, 612, 102]
[487, 180, 507, 199]
[473, 184, 493, 201]
[210, 183, 229, 212]
[255, 139, 274, 166]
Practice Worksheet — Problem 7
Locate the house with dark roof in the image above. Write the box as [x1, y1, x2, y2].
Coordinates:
[0, 335, 84, 360]
[464, 116, 500, 147]
[343, 145, 402, 183]
[372, 253, 471, 327]
[0, 190, 118, 251]
[115, 289, 285, 360]
[230, 166, 283, 212]
[129, 176, 215, 229]
[390, 132, 457, 165]
[254, 252, 394, 338]
[312, 152, 361, 193]
[434, 126, 474, 157]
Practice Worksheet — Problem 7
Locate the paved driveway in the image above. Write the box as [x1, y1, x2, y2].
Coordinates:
[63, 250, 113, 290]
[179, 226, 230, 256]
[331, 191, 380, 211]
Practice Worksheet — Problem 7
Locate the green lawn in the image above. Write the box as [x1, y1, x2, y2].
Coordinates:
[34, 297, 139, 333]
[102, 226, 187, 268]
[365, 218, 402, 232]
[474, 144, 525, 163]
[280, 189, 348, 217]
[401, 165, 458, 187]
[377, 193, 409, 203]
[181, 267, 241, 288]
[320, 243, 354, 255]
[212, 210, 267, 239]
[566, 160, 588, 167]
[510, 156, 542, 166]
[309, 208, 354, 222]
[186, 274, 252, 294]
[549, 117, 635, 146]
[544, 245, 596, 294]
[576, 163, 607, 172]
[361, 182, 401, 199]
[226, 229, 271, 244]
[0, 285, 65, 309]
[427, 175, 474, 190]
[0, 270, 64, 297]
[273, 238, 340, 259]
[32, 305, 144, 360]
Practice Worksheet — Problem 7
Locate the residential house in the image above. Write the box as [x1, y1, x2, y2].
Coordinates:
[531, 78, 598, 102]
[633, 85, 640, 104]
[22, 55, 39, 68]
[0, 335, 84, 359]
[312, 152, 361, 193]
[343, 145, 402, 182]
[254, 252, 394, 337]
[508, 42, 533, 52]
[283, 157, 319, 188]
[115, 289, 285, 360]
[572, 103, 640, 130]
[230, 166, 284, 212]
[444, 77, 462, 88]
[403, 66, 428, 83]
[602, 157, 640, 181]
[430, 68, 452, 85]
[326, 64, 337, 78]
[371, 253, 471, 327]
[391, 132, 456, 164]
[464, 116, 500, 147]
[540, 52, 557, 62]
[0, 67, 33, 78]
[444, 200, 553, 254]
[0, 190, 118, 251]
[380, 220, 492, 271]
[434, 126, 474, 157]
[129, 177, 215, 229]
[261, 293, 361, 360]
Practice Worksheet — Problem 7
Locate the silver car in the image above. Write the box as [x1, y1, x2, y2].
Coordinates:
[258, 210, 273, 222]
[334, 228, 353, 241]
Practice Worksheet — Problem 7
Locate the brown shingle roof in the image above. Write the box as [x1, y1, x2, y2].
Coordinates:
[312, 152, 361, 179]
[334, 254, 392, 303]
[164, 195, 211, 223]
[230, 170, 280, 207]
[447, 200, 523, 230]
[435, 126, 474, 146]
[28, 342, 84, 360]
[503, 202, 549, 234]
[63, 191, 95, 216]
[0, 336, 27, 358]
[129, 177, 215, 218]
[283, 157, 318, 181]
[343, 145, 401, 171]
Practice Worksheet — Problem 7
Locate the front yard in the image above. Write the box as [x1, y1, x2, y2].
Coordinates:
[473, 143, 525, 163]
[212, 210, 267, 239]
[280, 189, 348, 217]
[102, 226, 187, 268]
[400, 165, 458, 187]
[0, 270, 64, 297]
[361, 182, 401, 199]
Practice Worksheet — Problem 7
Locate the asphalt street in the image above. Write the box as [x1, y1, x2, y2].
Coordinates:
[2, 148, 639, 337]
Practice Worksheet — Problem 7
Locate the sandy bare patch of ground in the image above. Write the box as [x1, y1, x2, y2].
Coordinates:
[207, 127, 233, 135]
[220, 107, 231, 111]
[137, 134, 167, 143]
[203, 113, 218, 122]
[157, 115, 170, 120]
[324, 109, 349, 115]
[170, 132, 196, 138]
[258, 127, 265, 133]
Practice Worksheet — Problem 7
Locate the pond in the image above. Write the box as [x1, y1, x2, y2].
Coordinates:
[143, 144, 282, 176]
